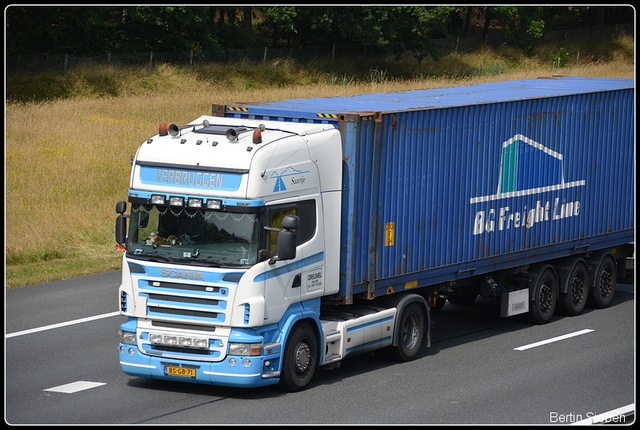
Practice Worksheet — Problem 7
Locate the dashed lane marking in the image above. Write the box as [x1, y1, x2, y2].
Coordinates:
[44, 381, 107, 394]
[6, 311, 120, 339]
[514, 329, 594, 351]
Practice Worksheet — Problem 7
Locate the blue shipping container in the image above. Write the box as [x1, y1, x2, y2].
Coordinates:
[215, 77, 634, 301]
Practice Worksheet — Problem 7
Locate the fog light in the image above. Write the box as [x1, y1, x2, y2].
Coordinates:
[164, 336, 178, 346]
[179, 337, 193, 347]
[229, 358, 236, 366]
[243, 359, 252, 367]
[264, 361, 271, 368]
[193, 338, 208, 348]
[149, 333, 163, 344]
[120, 346, 124, 354]
[128, 348, 134, 355]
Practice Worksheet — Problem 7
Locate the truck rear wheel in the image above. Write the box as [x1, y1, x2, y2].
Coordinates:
[588, 255, 617, 309]
[558, 260, 590, 316]
[529, 265, 558, 324]
[279, 322, 318, 392]
[393, 303, 425, 361]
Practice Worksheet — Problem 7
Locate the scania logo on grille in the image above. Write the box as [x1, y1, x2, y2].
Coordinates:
[160, 268, 205, 280]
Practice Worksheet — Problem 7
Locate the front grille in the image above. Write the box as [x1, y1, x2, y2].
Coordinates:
[148, 306, 220, 320]
[148, 293, 218, 306]
[138, 278, 229, 325]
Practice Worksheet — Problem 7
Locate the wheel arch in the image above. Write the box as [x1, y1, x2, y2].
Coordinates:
[377, 293, 430, 349]
[276, 306, 323, 373]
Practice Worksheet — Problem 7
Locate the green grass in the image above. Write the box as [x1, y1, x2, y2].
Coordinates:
[5, 34, 634, 288]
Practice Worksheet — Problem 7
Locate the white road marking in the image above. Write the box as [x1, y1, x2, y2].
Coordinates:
[6, 311, 121, 339]
[514, 329, 594, 351]
[570, 403, 635, 425]
[44, 381, 106, 394]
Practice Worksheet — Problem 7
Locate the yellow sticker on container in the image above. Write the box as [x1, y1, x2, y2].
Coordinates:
[385, 222, 395, 246]
[405, 280, 418, 290]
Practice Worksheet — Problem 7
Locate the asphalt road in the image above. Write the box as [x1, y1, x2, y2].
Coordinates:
[5, 270, 635, 424]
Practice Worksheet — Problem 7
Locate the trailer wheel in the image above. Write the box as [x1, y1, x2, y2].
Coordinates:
[529, 265, 557, 324]
[279, 322, 318, 392]
[558, 260, 590, 316]
[393, 303, 425, 361]
[588, 255, 617, 309]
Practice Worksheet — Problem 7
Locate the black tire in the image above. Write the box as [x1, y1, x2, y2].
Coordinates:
[279, 322, 318, 392]
[392, 303, 425, 361]
[558, 260, 590, 316]
[529, 265, 558, 324]
[588, 255, 617, 309]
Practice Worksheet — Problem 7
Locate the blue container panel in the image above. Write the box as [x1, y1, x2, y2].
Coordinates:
[218, 78, 634, 298]
[347, 88, 634, 288]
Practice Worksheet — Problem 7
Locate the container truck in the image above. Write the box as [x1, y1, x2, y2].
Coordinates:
[116, 76, 634, 391]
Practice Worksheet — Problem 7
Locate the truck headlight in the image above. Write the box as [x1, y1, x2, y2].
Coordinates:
[228, 343, 262, 356]
[119, 330, 137, 345]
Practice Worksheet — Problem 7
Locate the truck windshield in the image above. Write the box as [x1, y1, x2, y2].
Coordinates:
[127, 203, 261, 267]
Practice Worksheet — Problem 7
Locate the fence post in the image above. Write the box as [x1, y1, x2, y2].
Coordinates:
[190, 50, 194, 66]
[454, 35, 459, 54]
[263, 46, 267, 64]
[64, 53, 68, 72]
[149, 51, 153, 67]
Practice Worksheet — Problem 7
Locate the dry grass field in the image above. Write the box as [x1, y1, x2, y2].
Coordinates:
[5, 36, 634, 288]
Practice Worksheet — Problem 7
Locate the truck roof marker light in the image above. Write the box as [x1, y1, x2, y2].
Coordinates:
[151, 194, 166, 205]
[207, 199, 222, 210]
[188, 198, 203, 209]
[169, 196, 185, 207]
[159, 122, 168, 136]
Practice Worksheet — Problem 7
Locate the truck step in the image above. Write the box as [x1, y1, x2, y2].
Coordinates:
[323, 353, 342, 364]
[324, 330, 341, 343]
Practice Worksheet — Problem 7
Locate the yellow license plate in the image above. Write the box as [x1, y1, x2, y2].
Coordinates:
[165, 366, 196, 378]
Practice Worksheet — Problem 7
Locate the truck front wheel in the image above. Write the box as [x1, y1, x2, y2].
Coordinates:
[279, 322, 318, 392]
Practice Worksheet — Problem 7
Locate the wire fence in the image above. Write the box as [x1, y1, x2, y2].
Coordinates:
[6, 23, 632, 76]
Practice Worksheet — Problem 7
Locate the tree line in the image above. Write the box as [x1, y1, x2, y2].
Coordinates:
[6, 6, 633, 59]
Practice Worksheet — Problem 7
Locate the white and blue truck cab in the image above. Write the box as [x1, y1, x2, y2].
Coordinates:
[117, 78, 633, 391]
[116, 116, 423, 391]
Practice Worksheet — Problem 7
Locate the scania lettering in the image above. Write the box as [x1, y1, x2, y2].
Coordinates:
[116, 77, 634, 391]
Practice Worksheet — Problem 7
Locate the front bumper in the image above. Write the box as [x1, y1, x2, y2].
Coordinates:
[118, 342, 282, 388]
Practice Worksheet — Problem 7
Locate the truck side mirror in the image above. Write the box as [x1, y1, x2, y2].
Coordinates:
[115, 200, 128, 247]
[116, 200, 127, 214]
[270, 215, 299, 264]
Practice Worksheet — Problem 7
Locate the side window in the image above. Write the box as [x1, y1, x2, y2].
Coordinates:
[267, 200, 316, 254]
[268, 205, 297, 255]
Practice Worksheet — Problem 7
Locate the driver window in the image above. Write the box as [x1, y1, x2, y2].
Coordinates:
[266, 200, 316, 255]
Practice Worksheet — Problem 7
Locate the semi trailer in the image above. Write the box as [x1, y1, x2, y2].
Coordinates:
[116, 76, 634, 391]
